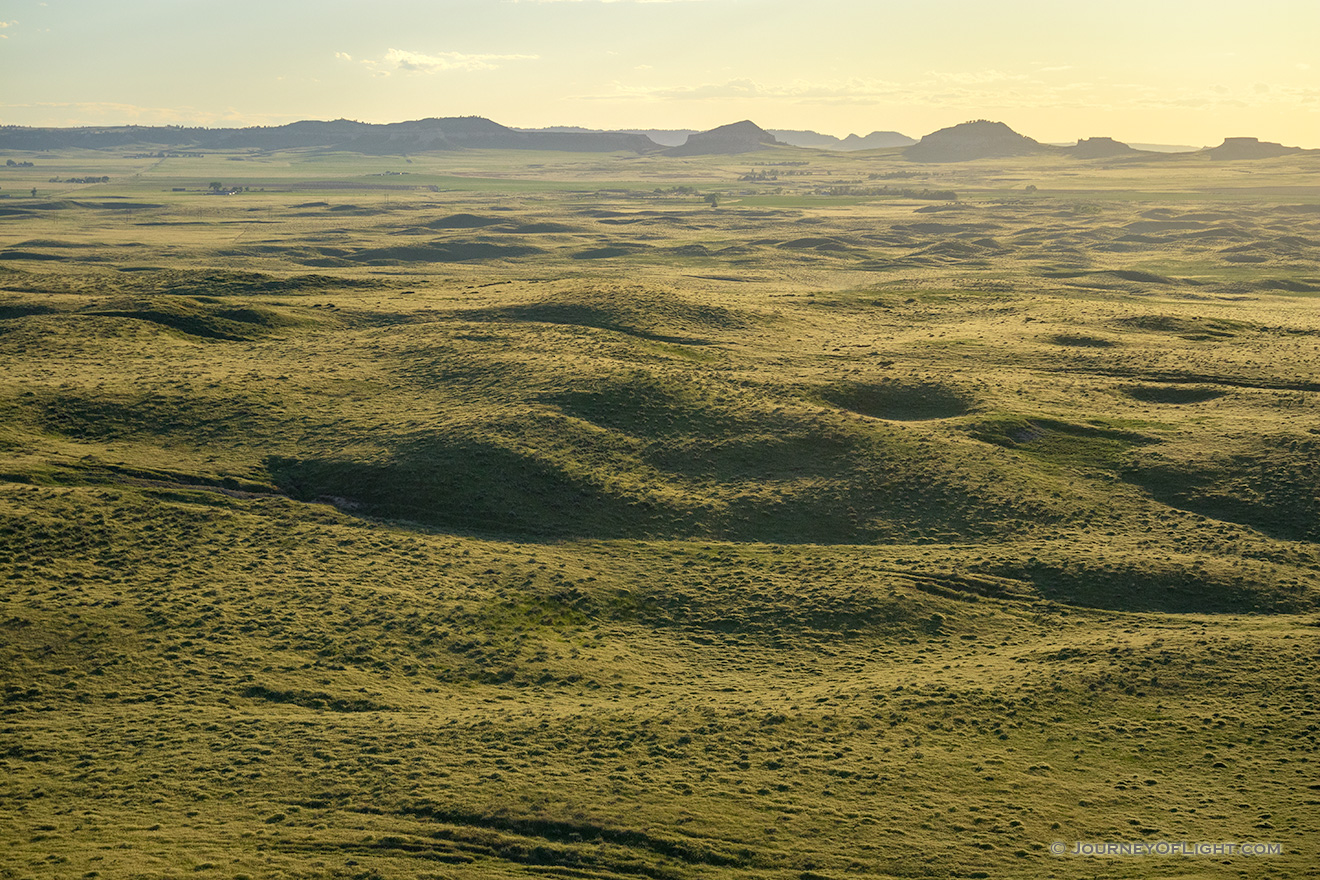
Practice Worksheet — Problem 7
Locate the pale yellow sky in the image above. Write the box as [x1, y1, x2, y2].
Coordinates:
[2, 0, 1316, 147]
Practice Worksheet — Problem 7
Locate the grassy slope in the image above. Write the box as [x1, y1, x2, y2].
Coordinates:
[1, 145, 1319, 879]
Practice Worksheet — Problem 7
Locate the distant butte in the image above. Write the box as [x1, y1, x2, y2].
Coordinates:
[904, 120, 1047, 163]
[665, 120, 782, 157]
[1204, 137, 1301, 160]
[1067, 137, 1143, 159]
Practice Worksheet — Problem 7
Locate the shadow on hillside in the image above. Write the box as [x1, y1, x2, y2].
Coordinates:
[986, 558, 1303, 613]
[267, 440, 671, 539]
[1123, 440, 1319, 544]
[265, 417, 1031, 547]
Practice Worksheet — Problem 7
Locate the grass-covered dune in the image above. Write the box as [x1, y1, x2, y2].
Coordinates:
[2, 145, 1318, 879]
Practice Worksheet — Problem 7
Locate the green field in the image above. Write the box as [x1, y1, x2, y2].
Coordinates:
[2, 143, 1319, 880]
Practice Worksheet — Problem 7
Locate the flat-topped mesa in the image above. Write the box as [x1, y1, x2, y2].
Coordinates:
[666, 120, 782, 156]
[1067, 136, 1141, 159]
[904, 119, 1047, 163]
[1205, 136, 1301, 160]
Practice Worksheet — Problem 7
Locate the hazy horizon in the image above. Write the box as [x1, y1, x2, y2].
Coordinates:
[0, 112, 1221, 152]
[1, 0, 1316, 149]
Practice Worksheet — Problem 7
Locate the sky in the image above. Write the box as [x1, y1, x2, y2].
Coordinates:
[1, 0, 1317, 148]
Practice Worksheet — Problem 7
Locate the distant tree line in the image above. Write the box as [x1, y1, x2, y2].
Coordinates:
[812, 185, 958, 200]
[49, 176, 110, 184]
[741, 169, 816, 180]
[5, 159, 34, 167]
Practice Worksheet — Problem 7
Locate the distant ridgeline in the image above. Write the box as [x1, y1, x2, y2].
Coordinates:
[0, 116, 1311, 161]
[520, 126, 917, 150]
[0, 117, 657, 154]
[902, 121, 1309, 163]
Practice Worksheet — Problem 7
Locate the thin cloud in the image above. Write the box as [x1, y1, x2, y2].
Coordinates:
[357, 48, 538, 75]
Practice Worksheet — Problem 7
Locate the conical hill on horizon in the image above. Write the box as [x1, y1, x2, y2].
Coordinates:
[664, 120, 781, 156]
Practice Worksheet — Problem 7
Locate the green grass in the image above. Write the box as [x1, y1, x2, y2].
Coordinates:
[1, 144, 1318, 879]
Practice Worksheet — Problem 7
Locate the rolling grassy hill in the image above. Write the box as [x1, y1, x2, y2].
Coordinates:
[1, 143, 1318, 879]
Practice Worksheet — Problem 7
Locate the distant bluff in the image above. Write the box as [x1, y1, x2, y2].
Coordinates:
[666, 120, 781, 156]
[1206, 137, 1301, 160]
[904, 119, 1047, 163]
[1067, 136, 1141, 159]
